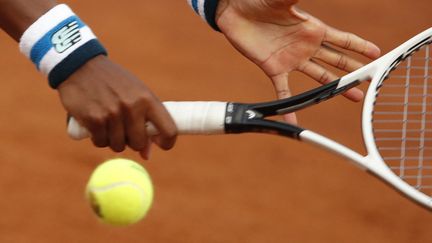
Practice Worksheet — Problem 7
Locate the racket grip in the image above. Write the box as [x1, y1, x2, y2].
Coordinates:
[67, 101, 228, 140]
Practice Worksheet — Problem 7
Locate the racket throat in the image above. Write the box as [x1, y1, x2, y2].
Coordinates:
[245, 79, 360, 116]
[224, 102, 304, 138]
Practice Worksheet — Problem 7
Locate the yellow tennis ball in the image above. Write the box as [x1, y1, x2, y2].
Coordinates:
[86, 158, 154, 226]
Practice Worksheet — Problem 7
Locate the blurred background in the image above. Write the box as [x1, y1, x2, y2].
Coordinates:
[0, 1, 431, 242]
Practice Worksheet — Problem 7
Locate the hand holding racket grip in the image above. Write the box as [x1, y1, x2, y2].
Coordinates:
[67, 101, 228, 140]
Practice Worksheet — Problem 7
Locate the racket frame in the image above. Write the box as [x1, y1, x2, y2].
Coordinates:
[224, 28, 432, 209]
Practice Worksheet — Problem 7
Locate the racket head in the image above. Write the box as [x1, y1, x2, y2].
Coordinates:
[362, 28, 432, 207]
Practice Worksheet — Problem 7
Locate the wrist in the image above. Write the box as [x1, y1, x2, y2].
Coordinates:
[215, 0, 228, 23]
[56, 54, 107, 90]
[19, 4, 107, 89]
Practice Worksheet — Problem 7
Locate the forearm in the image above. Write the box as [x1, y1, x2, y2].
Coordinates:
[0, 0, 56, 40]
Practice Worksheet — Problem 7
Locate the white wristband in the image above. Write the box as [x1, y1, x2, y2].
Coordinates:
[187, 0, 220, 31]
[19, 4, 107, 88]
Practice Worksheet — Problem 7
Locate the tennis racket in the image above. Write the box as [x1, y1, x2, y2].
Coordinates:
[68, 27, 432, 210]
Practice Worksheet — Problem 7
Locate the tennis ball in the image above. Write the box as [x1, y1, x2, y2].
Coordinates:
[86, 158, 154, 226]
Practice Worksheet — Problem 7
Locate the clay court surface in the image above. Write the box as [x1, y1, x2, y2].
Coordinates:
[0, 1, 431, 242]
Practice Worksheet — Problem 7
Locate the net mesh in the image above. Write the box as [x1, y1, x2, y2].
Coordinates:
[373, 42, 432, 195]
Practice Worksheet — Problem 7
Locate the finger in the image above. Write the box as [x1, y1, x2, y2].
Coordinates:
[87, 118, 109, 148]
[314, 45, 364, 73]
[140, 138, 153, 160]
[298, 60, 338, 84]
[146, 102, 177, 150]
[125, 106, 149, 151]
[283, 113, 298, 124]
[323, 27, 381, 59]
[107, 112, 126, 152]
[271, 73, 298, 124]
[150, 135, 165, 151]
[298, 61, 364, 101]
[271, 73, 292, 99]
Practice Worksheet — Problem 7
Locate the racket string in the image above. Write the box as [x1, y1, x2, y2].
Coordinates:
[416, 43, 429, 190]
[373, 43, 432, 194]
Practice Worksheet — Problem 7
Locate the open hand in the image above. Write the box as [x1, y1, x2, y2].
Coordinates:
[216, 0, 381, 123]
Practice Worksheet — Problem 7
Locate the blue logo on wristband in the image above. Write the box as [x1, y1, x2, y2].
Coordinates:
[51, 21, 82, 53]
[30, 16, 85, 66]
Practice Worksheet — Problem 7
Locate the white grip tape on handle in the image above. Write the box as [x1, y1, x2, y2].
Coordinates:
[67, 101, 228, 140]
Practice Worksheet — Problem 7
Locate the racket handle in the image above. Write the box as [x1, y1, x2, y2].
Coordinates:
[67, 101, 228, 140]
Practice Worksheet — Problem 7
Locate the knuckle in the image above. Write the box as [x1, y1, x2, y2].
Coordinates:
[297, 62, 307, 72]
[106, 105, 121, 118]
[314, 48, 323, 58]
[277, 89, 291, 98]
[300, 19, 325, 40]
[337, 55, 348, 70]
[361, 40, 369, 55]
[81, 107, 107, 126]
[344, 33, 353, 49]
[122, 93, 153, 109]
[88, 113, 107, 127]
[86, 107, 121, 127]
[319, 71, 330, 83]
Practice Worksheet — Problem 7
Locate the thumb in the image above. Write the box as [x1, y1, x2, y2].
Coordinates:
[271, 73, 298, 124]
